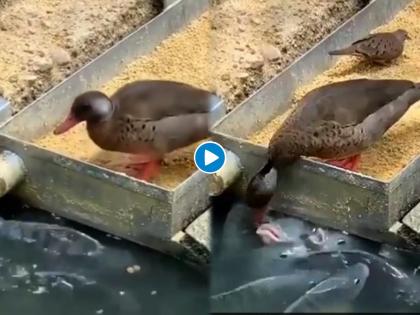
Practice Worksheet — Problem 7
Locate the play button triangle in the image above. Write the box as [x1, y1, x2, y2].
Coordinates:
[204, 149, 219, 166]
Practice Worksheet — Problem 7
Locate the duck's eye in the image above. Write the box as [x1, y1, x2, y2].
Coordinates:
[73, 103, 91, 117]
[78, 104, 91, 111]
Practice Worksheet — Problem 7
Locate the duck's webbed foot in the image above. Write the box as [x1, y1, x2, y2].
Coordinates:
[253, 207, 286, 246]
[326, 154, 361, 171]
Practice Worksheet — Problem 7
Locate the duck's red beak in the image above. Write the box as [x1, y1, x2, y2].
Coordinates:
[53, 114, 80, 135]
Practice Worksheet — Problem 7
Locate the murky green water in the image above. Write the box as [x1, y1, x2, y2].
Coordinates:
[211, 201, 420, 313]
[0, 197, 207, 315]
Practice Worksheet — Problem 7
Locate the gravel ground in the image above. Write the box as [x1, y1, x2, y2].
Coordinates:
[0, 0, 161, 112]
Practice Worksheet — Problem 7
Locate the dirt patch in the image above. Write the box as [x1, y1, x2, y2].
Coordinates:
[0, 0, 160, 111]
[0, 0, 14, 9]
[34, 0, 365, 189]
[249, 1, 420, 182]
[102, 15, 213, 95]
[211, 0, 366, 111]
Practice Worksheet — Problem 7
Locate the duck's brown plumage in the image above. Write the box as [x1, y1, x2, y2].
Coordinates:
[268, 79, 419, 168]
[246, 79, 420, 245]
[84, 80, 218, 156]
[54, 80, 220, 181]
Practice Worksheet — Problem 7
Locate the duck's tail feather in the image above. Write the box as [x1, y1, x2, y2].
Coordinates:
[361, 85, 420, 145]
[328, 46, 356, 56]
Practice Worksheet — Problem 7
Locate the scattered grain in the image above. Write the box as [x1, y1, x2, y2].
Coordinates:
[34, 0, 364, 188]
[0, 0, 159, 111]
[248, 1, 420, 181]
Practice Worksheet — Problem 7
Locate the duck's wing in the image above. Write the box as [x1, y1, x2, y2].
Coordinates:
[111, 111, 211, 154]
[269, 84, 420, 161]
[317, 85, 420, 158]
[268, 120, 358, 162]
[288, 79, 414, 127]
[109, 81, 216, 154]
[111, 80, 216, 121]
[355, 84, 420, 147]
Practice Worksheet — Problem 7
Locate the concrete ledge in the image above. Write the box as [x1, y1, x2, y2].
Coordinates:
[185, 210, 211, 250]
[172, 230, 209, 268]
[389, 221, 420, 250]
[402, 202, 420, 233]
[169, 208, 211, 269]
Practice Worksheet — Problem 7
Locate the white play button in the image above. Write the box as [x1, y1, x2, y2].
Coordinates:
[194, 141, 226, 174]
[204, 149, 219, 166]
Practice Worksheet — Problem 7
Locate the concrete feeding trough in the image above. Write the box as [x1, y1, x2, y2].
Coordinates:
[163, 0, 179, 8]
[212, 0, 420, 248]
[0, 0, 226, 266]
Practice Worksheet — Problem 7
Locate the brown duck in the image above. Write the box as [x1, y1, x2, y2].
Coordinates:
[246, 79, 420, 245]
[328, 29, 410, 65]
[54, 80, 221, 181]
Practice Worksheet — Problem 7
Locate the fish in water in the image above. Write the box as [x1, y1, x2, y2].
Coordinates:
[0, 218, 104, 256]
[53, 80, 222, 182]
[284, 263, 370, 313]
[211, 270, 330, 313]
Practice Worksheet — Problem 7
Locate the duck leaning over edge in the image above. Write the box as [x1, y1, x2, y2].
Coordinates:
[54, 80, 221, 182]
[245, 79, 420, 246]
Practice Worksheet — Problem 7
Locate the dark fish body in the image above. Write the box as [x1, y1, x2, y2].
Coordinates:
[211, 271, 329, 313]
[284, 263, 370, 313]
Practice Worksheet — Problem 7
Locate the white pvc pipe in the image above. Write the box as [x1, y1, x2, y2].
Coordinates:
[209, 150, 242, 196]
[0, 150, 25, 197]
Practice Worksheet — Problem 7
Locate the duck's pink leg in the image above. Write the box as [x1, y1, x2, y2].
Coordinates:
[135, 159, 161, 182]
[125, 153, 156, 167]
[107, 153, 153, 170]
[253, 207, 285, 246]
[117, 152, 162, 181]
[342, 154, 361, 170]
[326, 154, 361, 171]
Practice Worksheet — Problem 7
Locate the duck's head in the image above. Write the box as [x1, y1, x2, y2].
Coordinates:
[53, 91, 113, 135]
[245, 161, 278, 221]
[395, 29, 410, 41]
